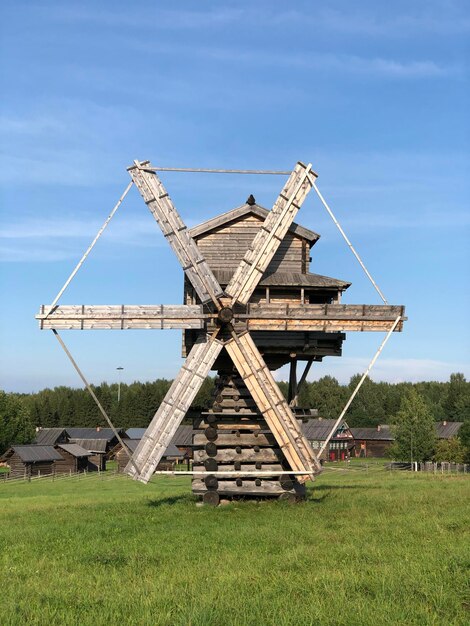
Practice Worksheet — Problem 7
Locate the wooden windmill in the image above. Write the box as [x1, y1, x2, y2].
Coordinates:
[37, 160, 405, 504]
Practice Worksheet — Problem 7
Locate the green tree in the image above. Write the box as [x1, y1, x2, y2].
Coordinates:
[0, 391, 35, 454]
[457, 420, 470, 462]
[434, 438, 466, 463]
[444, 373, 470, 420]
[390, 388, 436, 462]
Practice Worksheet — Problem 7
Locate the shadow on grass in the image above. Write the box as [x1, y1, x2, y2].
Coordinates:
[312, 483, 381, 491]
[147, 494, 197, 507]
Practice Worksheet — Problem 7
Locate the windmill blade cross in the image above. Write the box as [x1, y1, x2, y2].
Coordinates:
[226, 162, 316, 305]
[128, 161, 224, 307]
[126, 334, 224, 484]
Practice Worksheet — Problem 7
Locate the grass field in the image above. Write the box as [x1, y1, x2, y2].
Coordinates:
[0, 466, 468, 626]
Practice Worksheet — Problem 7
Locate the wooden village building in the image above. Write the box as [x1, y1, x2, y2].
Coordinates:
[1, 445, 64, 478]
[54, 443, 91, 473]
[116, 439, 185, 473]
[301, 418, 355, 461]
[350, 425, 394, 458]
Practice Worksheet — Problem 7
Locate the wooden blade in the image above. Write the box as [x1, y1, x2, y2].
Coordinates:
[125, 334, 223, 483]
[36, 304, 207, 330]
[225, 162, 315, 305]
[245, 304, 406, 333]
[128, 161, 224, 306]
[225, 331, 320, 479]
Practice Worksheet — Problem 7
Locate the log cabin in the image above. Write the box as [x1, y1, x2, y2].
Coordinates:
[1, 445, 63, 478]
[54, 443, 91, 474]
[350, 425, 394, 458]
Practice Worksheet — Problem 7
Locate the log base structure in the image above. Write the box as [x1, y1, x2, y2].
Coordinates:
[192, 370, 306, 505]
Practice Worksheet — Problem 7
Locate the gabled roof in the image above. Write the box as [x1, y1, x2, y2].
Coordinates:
[34, 428, 68, 446]
[172, 424, 193, 447]
[57, 443, 91, 458]
[189, 203, 320, 245]
[119, 439, 185, 460]
[300, 419, 353, 441]
[10, 445, 64, 463]
[125, 428, 146, 439]
[350, 426, 394, 441]
[212, 269, 350, 290]
[435, 422, 463, 439]
[65, 428, 122, 442]
[70, 438, 108, 453]
[164, 442, 185, 458]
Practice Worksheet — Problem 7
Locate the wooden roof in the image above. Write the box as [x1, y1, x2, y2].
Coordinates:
[300, 419, 353, 440]
[435, 422, 463, 439]
[65, 428, 123, 442]
[34, 428, 68, 446]
[70, 438, 108, 453]
[350, 426, 394, 441]
[8, 445, 64, 462]
[57, 443, 91, 458]
[189, 202, 320, 245]
[212, 269, 350, 290]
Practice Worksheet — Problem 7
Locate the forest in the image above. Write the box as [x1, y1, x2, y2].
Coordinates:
[1, 372, 469, 455]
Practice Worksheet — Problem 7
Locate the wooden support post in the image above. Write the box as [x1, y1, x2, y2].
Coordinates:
[289, 359, 313, 408]
[288, 357, 297, 406]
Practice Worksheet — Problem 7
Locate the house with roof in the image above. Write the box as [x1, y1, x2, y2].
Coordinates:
[54, 443, 91, 474]
[300, 418, 354, 461]
[1, 445, 64, 478]
[350, 425, 394, 458]
[435, 421, 464, 439]
[116, 439, 185, 473]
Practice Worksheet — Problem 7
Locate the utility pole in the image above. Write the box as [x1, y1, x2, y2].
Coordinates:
[116, 366, 124, 403]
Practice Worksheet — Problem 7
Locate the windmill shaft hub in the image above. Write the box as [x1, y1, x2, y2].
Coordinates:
[218, 306, 234, 325]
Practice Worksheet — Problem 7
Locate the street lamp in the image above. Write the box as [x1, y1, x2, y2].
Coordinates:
[116, 366, 124, 403]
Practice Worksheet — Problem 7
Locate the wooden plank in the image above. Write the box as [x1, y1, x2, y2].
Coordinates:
[192, 463, 285, 472]
[128, 162, 224, 305]
[125, 335, 223, 483]
[226, 162, 315, 305]
[37, 305, 206, 330]
[192, 479, 304, 495]
[193, 433, 276, 446]
[193, 447, 283, 463]
[225, 332, 320, 479]
[196, 420, 268, 430]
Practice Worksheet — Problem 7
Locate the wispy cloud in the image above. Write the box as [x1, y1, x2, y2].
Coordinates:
[129, 39, 458, 79]
[0, 216, 165, 263]
[47, 4, 470, 38]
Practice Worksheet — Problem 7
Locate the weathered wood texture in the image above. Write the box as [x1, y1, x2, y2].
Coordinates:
[37, 305, 205, 330]
[54, 449, 87, 474]
[126, 335, 223, 483]
[193, 433, 276, 446]
[246, 304, 406, 332]
[192, 479, 305, 496]
[225, 332, 320, 477]
[226, 162, 314, 304]
[196, 217, 304, 275]
[128, 162, 223, 305]
[192, 372, 309, 501]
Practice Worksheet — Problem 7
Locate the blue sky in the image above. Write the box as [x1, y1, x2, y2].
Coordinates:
[0, 1, 468, 393]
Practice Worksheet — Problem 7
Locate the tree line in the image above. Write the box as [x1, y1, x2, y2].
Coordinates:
[1, 372, 469, 458]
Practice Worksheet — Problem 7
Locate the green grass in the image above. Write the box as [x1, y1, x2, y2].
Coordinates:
[0, 468, 468, 626]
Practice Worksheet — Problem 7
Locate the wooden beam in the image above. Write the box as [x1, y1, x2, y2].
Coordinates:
[225, 332, 321, 479]
[125, 334, 223, 483]
[225, 162, 316, 305]
[128, 162, 224, 306]
[36, 305, 207, 330]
